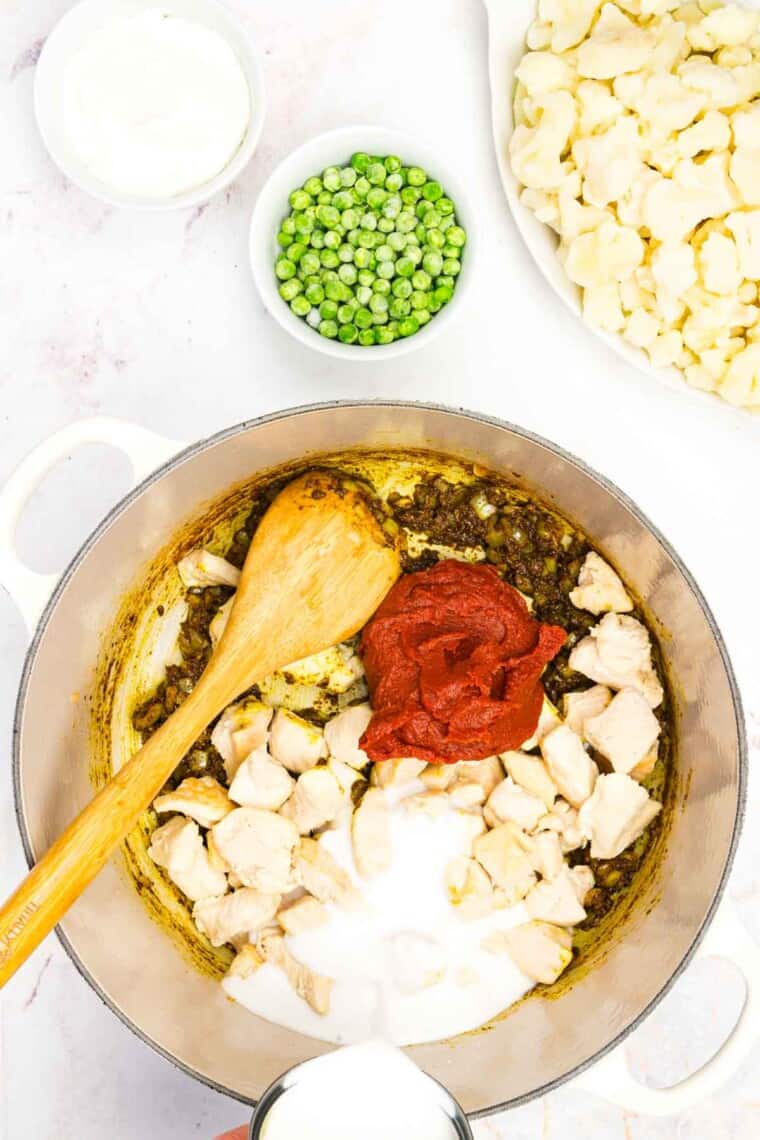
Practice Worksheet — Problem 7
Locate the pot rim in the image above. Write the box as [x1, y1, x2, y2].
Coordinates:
[11, 399, 748, 1117]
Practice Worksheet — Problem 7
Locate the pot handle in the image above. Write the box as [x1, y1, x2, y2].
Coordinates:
[570, 901, 760, 1116]
[0, 416, 185, 633]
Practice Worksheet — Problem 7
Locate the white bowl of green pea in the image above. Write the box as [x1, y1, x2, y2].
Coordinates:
[249, 126, 474, 359]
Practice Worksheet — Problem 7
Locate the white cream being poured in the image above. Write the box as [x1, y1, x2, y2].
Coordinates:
[63, 8, 251, 199]
[223, 779, 534, 1046]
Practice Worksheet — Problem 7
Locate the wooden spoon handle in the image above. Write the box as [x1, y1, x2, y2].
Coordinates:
[0, 675, 228, 987]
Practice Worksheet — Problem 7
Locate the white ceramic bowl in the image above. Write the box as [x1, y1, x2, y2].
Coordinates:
[34, 0, 266, 211]
[249, 126, 476, 360]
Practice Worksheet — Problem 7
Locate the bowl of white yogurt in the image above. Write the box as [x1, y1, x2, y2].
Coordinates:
[34, 0, 266, 210]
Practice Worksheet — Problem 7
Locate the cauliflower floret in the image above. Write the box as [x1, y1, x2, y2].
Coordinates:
[386, 932, 447, 994]
[583, 283, 626, 331]
[351, 788, 392, 878]
[295, 838, 362, 909]
[584, 688, 661, 776]
[576, 79, 623, 133]
[617, 167, 662, 228]
[277, 895, 328, 936]
[282, 766, 345, 834]
[211, 698, 273, 780]
[228, 744, 294, 810]
[525, 867, 588, 925]
[148, 816, 228, 902]
[153, 776, 232, 828]
[577, 4, 654, 79]
[527, 19, 553, 51]
[573, 117, 642, 208]
[730, 147, 760, 208]
[569, 613, 663, 707]
[557, 190, 614, 244]
[193, 887, 280, 947]
[651, 241, 698, 299]
[509, 91, 578, 191]
[540, 725, 599, 808]
[624, 308, 661, 349]
[578, 772, 662, 858]
[732, 104, 760, 150]
[570, 551, 633, 615]
[565, 220, 645, 287]
[485, 777, 547, 832]
[719, 342, 760, 408]
[516, 51, 577, 95]
[324, 703, 372, 768]
[677, 110, 730, 158]
[734, 62, 760, 103]
[269, 708, 328, 774]
[643, 155, 737, 242]
[687, 5, 760, 52]
[211, 807, 298, 894]
[698, 232, 741, 295]
[677, 57, 740, 109]
[726, 211, 760, 279]
[520, 187, 561, 228]
[473, 822, 537, 904]
[635, 73, 704, 131]
[538, 0, 603, 52]
[488, 921, 573, 985]
[501, 750, 558, 810]
[649, 329, 685, 368]
[176, 549, 240, 589]
[562, 684, 613, 736]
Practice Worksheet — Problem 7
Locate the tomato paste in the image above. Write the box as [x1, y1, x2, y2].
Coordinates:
[359, 560, 566, 764]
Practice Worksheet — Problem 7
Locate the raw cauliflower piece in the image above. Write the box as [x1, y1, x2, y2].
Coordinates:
[153, 776, 232, 828]
[148, 816, 228, 902]
[516, 51, 577, 95]
[258, 929, 332, 1015]
[211, 698, 273, 780]
[538, 0, 603, 52]
[732, 104, 760, 150]
[569, 613, 663, 708]
[687, 4, 760, 52]
[583, 284, 626, 331]
[698, 232, 742, 294]
[473, 822, 537, 904]
[277, 895, 328, 936]
[730, 147, 760, 208]
[677, 110, 730, 159]
[726, 211, 760, 279]
[570, 551, 633, 615]
[651, 242, 697, 300]
[351, 788, 392, 878]
[211, 807, 298, 894]
[578, 772, 662, 858]
[577, 4, 654, 79]
[649, 329, 685, 369]
[509, 90, 578, 191]
[574, 117, 642, 208]
[584, 688, 661, 775]
[324, 703, 372, 768]
[228, 744, 294, 810]
[446, 856, 498, 919]
[502, 750, 558, 809]
[565, 221, 644, 288]
[719, 343, 760, 408]
[269, 708, 327, 774]
[520, 187, 561, 228]
[634, 73, 704, 131]
[485, 777, 547, 832]
[525, 867, 588, 925]
[562, 684, 613, 736]
[193, 888, 280, 947]
[282, 766, 345, 834]
[642, 155, 737, 242]
[540, 725, 598, 808]
[295, 838, 361, 910]
[624, 308, 661, 349]
[177, 549, 240, 589]
[489, 921, 573, 985]
[677, 57, 740, 109]
[386, 932, 447, 994]
[576, 79, 623, 133]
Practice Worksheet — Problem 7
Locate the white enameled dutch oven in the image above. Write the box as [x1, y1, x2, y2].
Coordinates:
[1, 402, 758, 1118]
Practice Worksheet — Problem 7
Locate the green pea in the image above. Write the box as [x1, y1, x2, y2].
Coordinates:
[385, 172, 403, 192]
[373, 277, 391, 295]
[317, 190, 332, 205]
[406, 245, 423, 265]
[396, 211, 416, 233]
[319, 318, 338, 338]
[428, 296, 442, 314]
[310, 229, 325, 249]
[415, 223, 426, 244]
[342, 208, 359, 229]
[338, 323, 358, 343]
[367, 162, 387, 185]
[337, 303, 355, 324]
[304, 281, 325, 305]
[389, 297, 410, 318]
[351, 152, 371, 173]
[320, 300, 338, 320]
[347, 229, 361, 247]
[382, 194, 402, 216]
[290, 295, 311, 317]
[442, 243, 460, 259]
[355, 307, 373, 329]
[376, 260, 396, 280]
[341, 166, 358, 187]
[277, 230, 294, 249]
[392, 276, 412, 299]
[388, 231, 406, 252]
[437, 274, 455, 290]
[423, 210, 442, 230]
[357, 268, 375, 286]
[323, 230, 341, 250]
[375, 325, 395, 344]
[354, 247, 372, 269]
[278, 277, 302, 301]
[439, 214, 455, 233]
[422, 251, 443, 276]
[416, 308, 432, 326]
[446, 226, 466, 248]
[437, 196, 454, 215]
[407, 167, 427, 187]
[376, 244, 394, 262]
[316, 204, 339, 228]
[275, 257, 297, 281]
[333, 190, 355, 211]
[338, 263, 358, 286]
[398, 315, 420, 337]
[289, 189, 312, 210]
[354, 176, 371, 199]
[384, 155, 402, 173]
[442, 257, 461, 275]
[356, 285, 372, 307]
[366, 187, 387, 209]
[434, 284, 454, 304]
[422, 180, 443, 202]
[369, 293, 388, 314]
[358, 328, 375, 346]
[377, 217, 395, 233]
[320, 249, 340, 269]
[359, 213, 378, 231]
[372, 310, 388, 325]
[300, 251, 320, 276]
[323, 166, 341, 192]
[357, 230, 376, 249]
[396, 256, 414, 277]
[411, 270, 431, 291]
[408, 288, 427, 308]
[338, 243, 355, 263]
[400, 186, 420, 205]
[304, 176, 323, 196]
[281, 216, 297, 235]
[287, 242, 306, 264]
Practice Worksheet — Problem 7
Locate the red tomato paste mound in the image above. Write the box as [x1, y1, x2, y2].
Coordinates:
[359, 559, 566, 765]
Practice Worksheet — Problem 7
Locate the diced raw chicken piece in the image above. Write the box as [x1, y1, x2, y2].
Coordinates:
[530, 830, 565, 880]
[386, 932, 447, 994]
[519, 696, 561, 750]
[177, 549, 241, 589]
[225, 943, 264, 980]
[570, 551, 633, 615]
[148, 816, 228, 902]
[488, 921, 573, 985]
[534, 799, 586, 853]
[209, 597, 234, 648]
[328, 757, 363, 794]
[569, 614, 663, 708]
[194, 888, 280, 947]
[206, 830, 231, 874]
[279, 645, 364, 694]
[371, 757, 426, 788]
[295, 838, 362, 910]
[569, 864, 595, 904]
[458, 810, 487, 845]
[228, 744, 294, 810]
[277, 895, 328, 936]
[402, 791, 452, 817]
[211, 808, 298, 894]
[282, 766, 345, 834]
[352, 788, 392, 878]
[211, 698, 273, 780]
[257, 930, 332, 1015]
[486, 777, 546, 832]
[630, 744, 658, 782]
[449, 781, 487, 809]
[525, 867, 587, 925]
[420, 763, 460, 791]
[473, 822, 537, 905]
[562, 685, 613, 737]
[502, 750, 558, 809]
[453, 756, 504, 798]
[323, 703, 372, 768]
[584, 688, 661, 776]
[578, 773, 662, 859]
[269, 709, 328, 774]
[446, 856, 498, 919]
[153, 776, 232, 827]
[541, 726, 598, 807]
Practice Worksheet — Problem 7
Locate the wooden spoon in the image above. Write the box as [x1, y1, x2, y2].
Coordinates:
[0, 470, 400, 986]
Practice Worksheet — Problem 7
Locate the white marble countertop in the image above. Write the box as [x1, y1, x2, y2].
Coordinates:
[1, 1, 759, 1137]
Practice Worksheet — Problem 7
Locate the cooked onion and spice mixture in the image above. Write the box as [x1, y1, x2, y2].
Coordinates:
[131, 454, 671, 1045]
